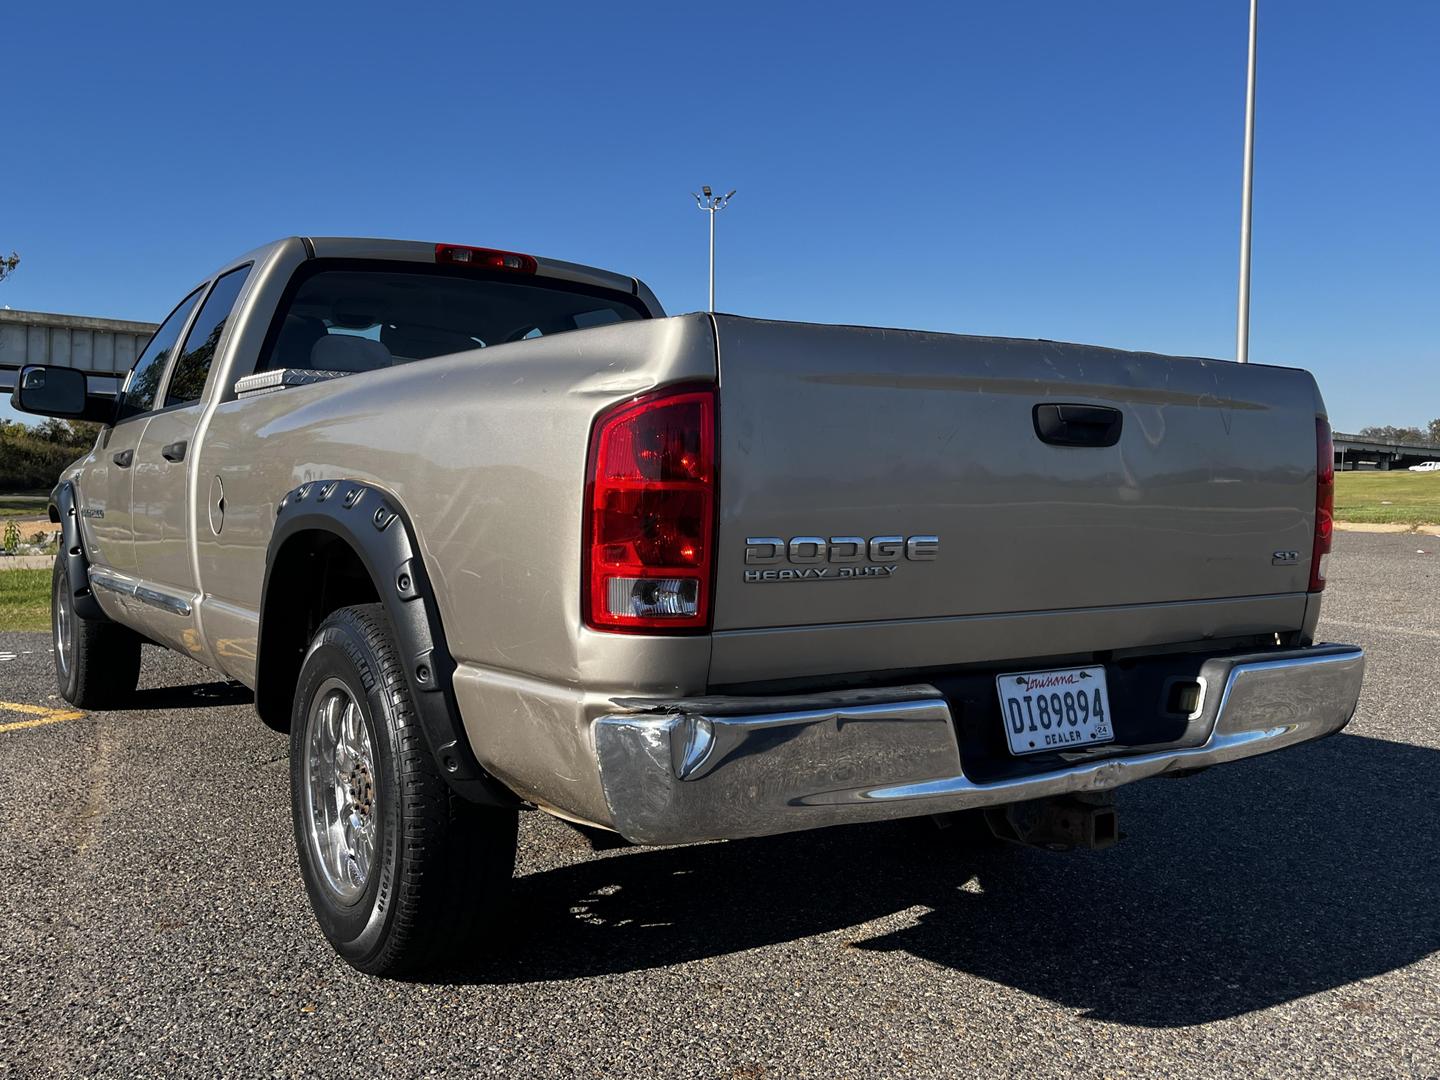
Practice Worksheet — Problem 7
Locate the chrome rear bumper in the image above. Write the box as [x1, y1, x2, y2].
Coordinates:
[592, 645, 1365, 845]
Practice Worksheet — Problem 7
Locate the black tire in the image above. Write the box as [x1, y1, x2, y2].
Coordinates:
[289, 603, 518, 976]
[51, 556, 141, 709]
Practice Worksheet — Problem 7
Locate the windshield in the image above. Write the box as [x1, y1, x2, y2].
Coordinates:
[259, 261, 648, 372]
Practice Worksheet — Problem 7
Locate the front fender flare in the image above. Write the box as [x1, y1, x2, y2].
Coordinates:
[260, 480, 514, 807]
[50, 481, 106, 621]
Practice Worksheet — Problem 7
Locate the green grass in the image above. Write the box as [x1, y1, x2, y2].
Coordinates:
[1334, 470, 1440, 525]
[0, 494, 49, 519]
[0, 568, 51, 632]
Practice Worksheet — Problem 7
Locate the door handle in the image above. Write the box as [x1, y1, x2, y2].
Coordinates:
[1033, 403, 1123, 448]
[112, 449, 134, 468]
[161, 440, 188, 463]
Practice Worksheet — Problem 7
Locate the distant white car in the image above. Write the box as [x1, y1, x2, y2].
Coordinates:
[1408, 460, 1440, 472]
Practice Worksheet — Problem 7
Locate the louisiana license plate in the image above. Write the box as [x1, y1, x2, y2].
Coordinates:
[995, 665, 1114, 756]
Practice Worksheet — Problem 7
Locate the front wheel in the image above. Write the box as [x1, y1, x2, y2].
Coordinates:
[51, 556, 141, 709]
[289, 603, 517, 976]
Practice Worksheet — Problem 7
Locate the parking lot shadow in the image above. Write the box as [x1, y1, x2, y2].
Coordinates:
[465, 732, 1438, 1026]
[127, 679, 253, 710]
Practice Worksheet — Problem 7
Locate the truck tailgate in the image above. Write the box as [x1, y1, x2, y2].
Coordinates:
[712, 316, 1321, 633]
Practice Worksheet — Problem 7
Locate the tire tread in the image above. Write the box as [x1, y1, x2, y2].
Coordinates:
[296, 603, 516, 975]
[53, 558, 141, 709]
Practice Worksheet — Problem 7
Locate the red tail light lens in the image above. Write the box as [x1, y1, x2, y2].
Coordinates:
[434, 243, 537, 273]
[1311, 417, 1334, 592]
[585, 386, 716, 631]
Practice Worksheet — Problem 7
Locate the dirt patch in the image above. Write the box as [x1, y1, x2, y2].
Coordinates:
[8, 517, 55, 536]
[1335, 521, 1440, 535]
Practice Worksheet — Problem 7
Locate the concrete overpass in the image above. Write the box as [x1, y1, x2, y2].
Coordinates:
[1334, 432, 1440, 471]
[0, 307, 158, 379]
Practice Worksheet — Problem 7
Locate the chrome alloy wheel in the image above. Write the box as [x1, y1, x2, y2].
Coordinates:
[303, 678, 380, 905]
[53, 572, 74, 680]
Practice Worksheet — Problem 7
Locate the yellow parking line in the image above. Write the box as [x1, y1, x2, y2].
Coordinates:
[0, 701, 87, 733]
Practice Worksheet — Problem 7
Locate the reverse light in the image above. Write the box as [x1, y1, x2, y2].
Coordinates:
[434, 243, 538, 273]
[584, 387, 716, 631]
[1311, 417, 1334, 592]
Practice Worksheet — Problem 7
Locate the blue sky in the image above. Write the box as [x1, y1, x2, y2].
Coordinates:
[3, 0, 1436, 432]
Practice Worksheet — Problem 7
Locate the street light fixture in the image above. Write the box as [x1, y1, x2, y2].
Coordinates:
[692, 187, 736, 312]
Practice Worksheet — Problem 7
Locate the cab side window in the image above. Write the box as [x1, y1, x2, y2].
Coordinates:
[117, 288, 204, 422]
[164, 266, 252, 407]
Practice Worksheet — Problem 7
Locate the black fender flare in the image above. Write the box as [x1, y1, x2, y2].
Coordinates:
[259, 479, 515, 807]
[50, 481, 106, 621]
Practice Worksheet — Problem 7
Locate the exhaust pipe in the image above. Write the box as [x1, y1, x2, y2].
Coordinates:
[984, 794, 1119, 852]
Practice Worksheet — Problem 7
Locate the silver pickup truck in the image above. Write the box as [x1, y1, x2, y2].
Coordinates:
[12, 237, 1364, 975]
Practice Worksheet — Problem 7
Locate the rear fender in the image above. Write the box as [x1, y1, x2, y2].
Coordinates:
[259, 479, 515, 807]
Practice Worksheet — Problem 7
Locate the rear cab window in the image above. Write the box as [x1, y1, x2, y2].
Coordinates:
[257, 261, 649, 374]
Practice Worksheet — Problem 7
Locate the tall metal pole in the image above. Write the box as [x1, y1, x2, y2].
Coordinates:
[1236, 0, 1258, 363]
[693, 188, 735, 313]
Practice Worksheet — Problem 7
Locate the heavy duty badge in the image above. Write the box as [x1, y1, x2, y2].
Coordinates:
[742, 535, 938, 582]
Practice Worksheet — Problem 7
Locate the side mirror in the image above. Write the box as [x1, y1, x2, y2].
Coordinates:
[11, 365, 115, 423]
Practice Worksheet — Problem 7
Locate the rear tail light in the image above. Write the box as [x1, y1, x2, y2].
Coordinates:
[434, 243, 537, 273]
[1311, 417, 1334, 592]
[584, 386, 716, 631]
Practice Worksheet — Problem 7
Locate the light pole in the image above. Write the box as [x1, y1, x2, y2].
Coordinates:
[1236, 0, 1258, 363]
[692, 186, 736, 312]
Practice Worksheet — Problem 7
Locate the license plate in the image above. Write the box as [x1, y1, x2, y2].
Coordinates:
[995, 665, 1114, 756]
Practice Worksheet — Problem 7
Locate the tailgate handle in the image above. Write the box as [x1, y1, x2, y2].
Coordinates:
[1033, 403, 1123, 448]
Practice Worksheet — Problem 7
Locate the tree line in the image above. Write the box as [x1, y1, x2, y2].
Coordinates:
[0, 419, 102, 492]
[1356, 420, 1440, 446]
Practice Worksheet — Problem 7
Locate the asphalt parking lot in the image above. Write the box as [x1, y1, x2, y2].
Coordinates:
[1, 531, 1437, 1079]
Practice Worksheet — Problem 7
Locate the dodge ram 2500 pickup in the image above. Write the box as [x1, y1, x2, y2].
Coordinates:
[12, 236, 1365, 975]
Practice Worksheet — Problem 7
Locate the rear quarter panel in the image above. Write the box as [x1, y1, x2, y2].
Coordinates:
[191, 314, 717, 694]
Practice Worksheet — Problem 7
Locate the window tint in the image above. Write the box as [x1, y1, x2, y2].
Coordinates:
[117, 288, 204, 421]
[258, 263, 647, 373]
[165, 266, 251, 407]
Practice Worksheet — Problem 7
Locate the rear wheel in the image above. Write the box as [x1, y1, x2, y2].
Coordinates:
[289, 603, 517, 976]
[51, 556, 141, 709]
